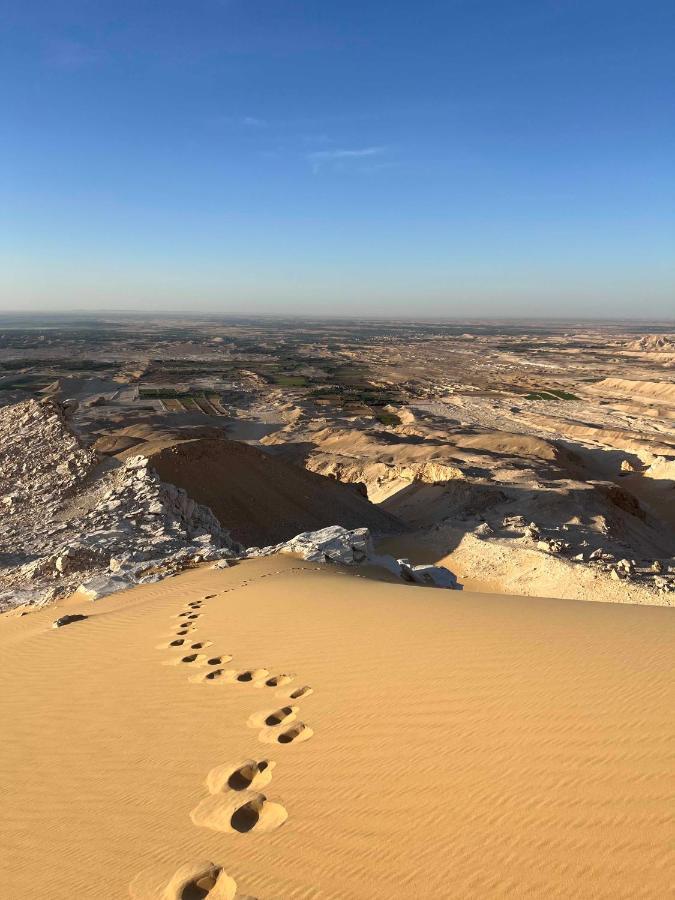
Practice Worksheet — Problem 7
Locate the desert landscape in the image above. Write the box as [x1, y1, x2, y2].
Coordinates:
[2, 314, 674, 608]
[0, 314, 674, 898]
[5, 0, 674, 894]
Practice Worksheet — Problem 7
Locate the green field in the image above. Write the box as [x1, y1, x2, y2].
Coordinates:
[272, 374, 308, 387]
[525, 389, 578, 401]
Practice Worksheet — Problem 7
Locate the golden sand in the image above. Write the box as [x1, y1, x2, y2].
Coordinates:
[1, 556, 673, 898]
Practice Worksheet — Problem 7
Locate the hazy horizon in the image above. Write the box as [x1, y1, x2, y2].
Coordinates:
[1, 309, 674, 327]
[4, 1, 674, 317]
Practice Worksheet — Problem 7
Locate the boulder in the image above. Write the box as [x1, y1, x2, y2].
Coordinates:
[397, 559, 458, 589]
[248, 525, 375, 566]
[75, 575, 133, 601]
[502, 515, 526, 529]
[246, 526, 459, 589]
[524, 523, 540, 541]
[615, 558, 635, 575]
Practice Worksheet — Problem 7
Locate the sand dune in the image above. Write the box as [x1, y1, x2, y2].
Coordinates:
[144, 437, 401, 547]
[1, 556, 673, 899]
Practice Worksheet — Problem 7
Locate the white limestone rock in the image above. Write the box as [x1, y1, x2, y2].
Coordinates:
[75, 575, 134, 601]
[397, 559, 458, 589]
[246, 526, 459, 590]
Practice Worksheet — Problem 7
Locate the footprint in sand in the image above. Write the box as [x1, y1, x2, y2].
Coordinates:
[163, 652, 209, 667]
[160, 860, 237, 900]
[155, 638, 187, 650]
[188, 661, 234, 683]
[156, 638, 213, 651]
[218, 667, 271, 684]
[191, 791, 287, 834]
[247, 706, 298, 729]
[206, 758, 275, 793]
[191, 666, 268, 685]
[258, 721, 314, 746]
[263, 673, 294, 688]
[278, 684, 313, 701]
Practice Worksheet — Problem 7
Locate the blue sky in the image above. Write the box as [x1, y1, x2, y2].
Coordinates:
[2, 0, 674, 317]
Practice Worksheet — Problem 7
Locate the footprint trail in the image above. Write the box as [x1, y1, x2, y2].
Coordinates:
[137, 576, 317, 896]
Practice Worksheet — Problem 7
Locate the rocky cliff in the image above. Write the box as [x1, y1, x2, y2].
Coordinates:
[0, 400, 238, 609]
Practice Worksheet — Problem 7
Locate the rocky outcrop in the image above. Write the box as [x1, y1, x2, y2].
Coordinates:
[147, 437, 402, 547]
[0, 399, 238, 609]
[625, 335, 675, 353]
[396, 558, 459, 588]
[307, 457, 464, 494]
[247, 525, 374, 565]
[245, 525, 459, 589]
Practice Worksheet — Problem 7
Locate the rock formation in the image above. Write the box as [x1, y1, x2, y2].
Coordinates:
[0, 399, 238, 609]
[245, 525, 459, 589]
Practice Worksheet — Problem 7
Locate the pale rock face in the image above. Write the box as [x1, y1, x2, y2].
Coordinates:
[398, 461, 465, 485]
[75, 575, 134, 601]
[246, 525, 374, 565]
[0, 399, 238, 610]
[396, 559, 458, 589]
[0, 398, 459, 607]
[246, 525, 459, 589]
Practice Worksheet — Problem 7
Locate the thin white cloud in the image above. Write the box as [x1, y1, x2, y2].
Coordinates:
[308, 146, 385, 161]
[207, 115, 268, 128]
[306, 146, 386, 173]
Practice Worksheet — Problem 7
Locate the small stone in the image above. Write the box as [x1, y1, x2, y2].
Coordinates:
[502, 515, 526, 529]
[53, 613, 88, 628]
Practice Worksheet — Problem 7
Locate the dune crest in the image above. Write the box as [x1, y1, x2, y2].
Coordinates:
[1, 555, 673, 898]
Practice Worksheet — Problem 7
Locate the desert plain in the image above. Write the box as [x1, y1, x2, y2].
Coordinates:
[0, 314, 674, 898]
